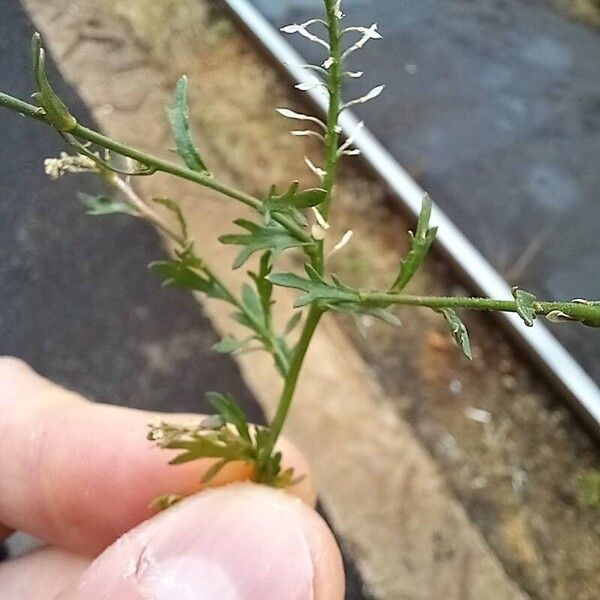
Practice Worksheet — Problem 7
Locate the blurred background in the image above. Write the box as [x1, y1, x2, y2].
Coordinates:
[1, 0, 599, 599]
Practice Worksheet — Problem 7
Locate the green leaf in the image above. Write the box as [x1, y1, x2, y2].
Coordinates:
[266, 269, 356, 307]
[241, 283, 265, 327]
[212, 335, 253, 354]
[152, 197, 188, 240]
[219, 219, 311, 269]
[207, 392, 251, 443]
[31, 33, 77, 132]
[440, 308, 472, 360]
[284, 311, 303, 335]
[392, 195, 437, 291]
[328, 302, 401, 326]
[248, 253, 274, 323]
[201, 458, 231, 484]
[512, 287, 538, 327]
[168, 75, 208, 173]
[262, 182, 326, 225]
[78, 192, 137, 216]
[149, 249, 229, 301]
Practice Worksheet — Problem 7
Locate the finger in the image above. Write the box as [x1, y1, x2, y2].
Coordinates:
[0, 357, 315, 556]
[0, 547, 89, 600]
[56, 483, 344, 600]
[0, 525, 14, 541]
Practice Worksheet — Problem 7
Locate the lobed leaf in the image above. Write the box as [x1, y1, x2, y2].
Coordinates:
[267, 266, 356, 307]
[219, 219, 311, 269]
[512, 287, 538, 327]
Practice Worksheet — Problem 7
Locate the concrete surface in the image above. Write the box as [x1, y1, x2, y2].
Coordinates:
[0, 2, 369, 597]
[250, 0, 600, 384]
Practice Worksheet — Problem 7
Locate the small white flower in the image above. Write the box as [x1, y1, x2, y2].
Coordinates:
[291, 130, 325, 141]
[342, 85, 385, 110]
[276, 108, 327, 131]
[322, 57, 335, 70]
[312, 207, 330, 231]
[333, 0, 344, 20]
[281, 20, 330, 50]
[344, 70, 364, 79]
[295, 81, 328, 92]
[44, 152, 99, 180]
[342, 24, 383, 59]
[338, 121, 365, 157]
[304, 156, 326, 181]
[328, 230, 354, 257]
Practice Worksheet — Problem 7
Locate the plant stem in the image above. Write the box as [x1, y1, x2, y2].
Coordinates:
[320, 0, 343, 220]
[269, 304, 323, 444]
[347, 291, 600, 323]
[0, 92, 311, 245]
[267, 2, 345, 450]
[115, 176, 291, 374]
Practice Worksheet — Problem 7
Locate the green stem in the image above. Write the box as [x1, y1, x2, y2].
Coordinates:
[0, 92, 311, 245]
[344, 292, 600, 323]
[269, 305, 323, 445]
[320, 1, 343, 220]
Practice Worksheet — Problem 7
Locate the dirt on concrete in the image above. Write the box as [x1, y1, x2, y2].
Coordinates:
[551, 0, 600, 25]
[24, 0, 600, 598]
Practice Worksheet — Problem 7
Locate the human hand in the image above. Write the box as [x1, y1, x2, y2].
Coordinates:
[0, 358, 344, 599]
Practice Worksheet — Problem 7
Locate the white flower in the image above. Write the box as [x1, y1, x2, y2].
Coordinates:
[342, 24, 383, 59]
[342, 85, 385, 110]
[337, 121, 365, 157]
[276, 108, 327, 131]
[304, 156, 326, 181]
[328, 230, 354, 257]
[281, 20, 330, 50]
[44, 152, 99, 180]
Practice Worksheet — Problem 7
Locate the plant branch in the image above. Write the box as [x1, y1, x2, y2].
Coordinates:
[320, 0, 343, 221]
[269, 304, 323, 445]
[0, 92, 312, 245]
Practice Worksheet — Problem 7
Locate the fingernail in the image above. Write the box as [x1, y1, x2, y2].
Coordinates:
[66, 483, 317, 600]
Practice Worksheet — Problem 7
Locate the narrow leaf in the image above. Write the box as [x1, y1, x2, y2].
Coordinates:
[392, 195, 437, 291]
[32, 33, 77, 132]
[168, 75, 208, 173]
[152, 197, 188, 240]
[284, 311, 303, 335]
[78, 192, 137, 216]
[201, 458, 231, 484]
[207, 392, 251, 443]
[440, 308, 472, 360]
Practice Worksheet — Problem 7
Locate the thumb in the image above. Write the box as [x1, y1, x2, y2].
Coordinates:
[56, 482, 345, 600]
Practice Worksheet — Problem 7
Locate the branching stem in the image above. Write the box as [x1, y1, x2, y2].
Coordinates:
[0, 92, 311, 245]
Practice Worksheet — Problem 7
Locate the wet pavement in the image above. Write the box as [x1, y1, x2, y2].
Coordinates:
[250, 0, 600, 384]
[0, 2, 369, 597]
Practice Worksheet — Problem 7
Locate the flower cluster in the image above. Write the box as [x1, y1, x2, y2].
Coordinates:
[44, 151, 99, 180]
[278, 0, 385, 254]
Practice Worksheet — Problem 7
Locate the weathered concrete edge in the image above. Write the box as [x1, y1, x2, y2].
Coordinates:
[21, 1, 530, 597]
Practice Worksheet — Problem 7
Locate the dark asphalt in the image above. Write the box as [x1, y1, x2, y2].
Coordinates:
[251, 0, 600, 384]
[0, 1, 369, 597]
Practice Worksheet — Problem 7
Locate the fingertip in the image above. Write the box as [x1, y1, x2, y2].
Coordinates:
[59, 483, 344, 600]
